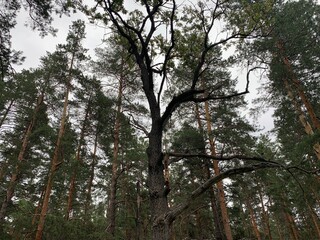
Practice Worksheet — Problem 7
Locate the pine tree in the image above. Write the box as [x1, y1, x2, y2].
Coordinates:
[34, 20, 88, 240]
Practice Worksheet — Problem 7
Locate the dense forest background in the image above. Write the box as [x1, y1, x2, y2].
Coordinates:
[0, 0, 319, 239]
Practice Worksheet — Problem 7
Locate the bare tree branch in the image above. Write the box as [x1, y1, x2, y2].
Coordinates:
[167, 152, 271, 165]
[128, 113, 149, 137]
[157, 0, 176, 105]
[155, 162, 279, 226]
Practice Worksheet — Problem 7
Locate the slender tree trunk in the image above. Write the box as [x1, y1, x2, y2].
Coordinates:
[65, 101, 91, 220]
[280, 194, 299, 240]
[0, 94, 44, 223]
[35, 80, 71, 240]
[308, 204, 320, 238]
[205, 163, 224, 239]
[245, 196, 261, 240]
[195, 103, 224, 239]
[0, 159, 9, 184]
[274, 216, 285, 240]
[84, 131, 98, 218]
[203, 99, 233, 240]
[136, 180, 142, 240]
[195, 209, 203, 238]
[32, 189, 45, 226]
[0, 98, 14, 129]
[283, 210, 299, 240]
[106, 75, 123, 238]
[258, 186, 272, 240]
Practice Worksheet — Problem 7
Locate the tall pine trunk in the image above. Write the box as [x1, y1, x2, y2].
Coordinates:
[276, 40, 320, 160]
[283, 78, 320, 160]
[0, 93, 44, 223]
[204, 99, 233, 240]
[245, 195, 261, 240]
[84, 131, 98, 218]
[307, 203, 320, 238]
[280, 194, 299, 240]
[257, 185, 272, 240]
[195, 103, 224, 239]
[65, 100, 91, 220]
[277, 40, 320, 130]
[136, 180, 142, 240]
[106, 75, 123, 237]
[34, 52, 75, 239]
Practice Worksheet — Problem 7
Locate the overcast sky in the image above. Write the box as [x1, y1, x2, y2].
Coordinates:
[11, 5, 274, 134]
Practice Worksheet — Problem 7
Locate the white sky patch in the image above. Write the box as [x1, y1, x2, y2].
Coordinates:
[11, 9, 107, 71]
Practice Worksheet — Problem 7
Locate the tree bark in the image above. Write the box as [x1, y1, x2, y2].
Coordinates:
[195, 103, 224, 239]
[65, 100, 91, 220]
[0, 94, 44, 223]
[283, 210, 299, 240]
[275, 216, 285, 240]
[257, 185, 272, 240]
[308, 204, 320, 238]
[148, 124, 170, 240]
[136, 180, 142, 240]
[204, 99, 233, 240]
[84, 131, 98, 218]
[283, 78, 320, 160]
[245, 195, 261, 240]
[35, 57, 73, 239]
[277, 40, 320, 130]
[106, 74, 123, 238]
[0, 98, 14, 129]
[280, 195, 299, 240]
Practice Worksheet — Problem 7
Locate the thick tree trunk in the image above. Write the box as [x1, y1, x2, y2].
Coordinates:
[204, 100, 233, 240]
[148, 123, 170, 240]
[65, 101, 91, 220]
[106, 76, 123, 238]
[0, 94, 44, 223]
